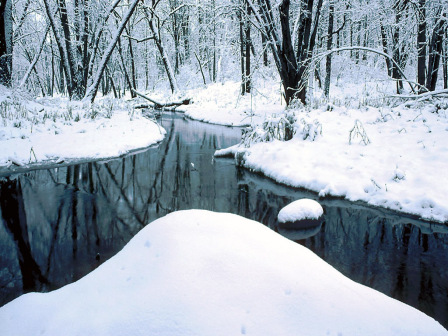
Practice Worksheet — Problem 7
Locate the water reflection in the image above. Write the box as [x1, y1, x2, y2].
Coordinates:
[0, 113, 447, 329]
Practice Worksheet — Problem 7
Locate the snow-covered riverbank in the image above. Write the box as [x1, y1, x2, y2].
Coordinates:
[2, 79, 447, 223]
[0, 210, 445, 336]
[217, 102, 448, 223]
[0, 87, 165, 169]
[177, 80, 448, 223]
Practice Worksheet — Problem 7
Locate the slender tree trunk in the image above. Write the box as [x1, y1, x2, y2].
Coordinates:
[58, 0, 83, 98]
[117, 38, 131, 96]
[128, 37, 137, 95]
[182, 14, 190, 61]
[244, 0, 251, 93]
[426, 14, 446, 91]
[239, 7, 245, 94]
[417, 0, 427, 92]
[443, 37, 447, 89]
[261, 31, 268, 66]
[81, 0, 90, 90]
[170, 0, 180, 74]
[50, 38, 55, 95]
[0, 0, 12, 86]
[379, 23, 392, 77]
[59, 59, 65, 94]
[324, 2, 334, 97]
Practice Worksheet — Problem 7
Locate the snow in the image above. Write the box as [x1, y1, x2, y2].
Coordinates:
[0, 210, 446, 336]
[278, 198, 324, 223]
[0, 88, 165, 168]
[147, 79, 285, 126]
[223, 104, 448, 223]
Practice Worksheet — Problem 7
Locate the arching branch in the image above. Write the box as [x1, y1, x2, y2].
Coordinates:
[316, 46, 417, 94]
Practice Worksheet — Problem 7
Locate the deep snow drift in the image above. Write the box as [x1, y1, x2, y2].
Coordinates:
[0, 87, 165, 169]
[0, 210, 446, 336]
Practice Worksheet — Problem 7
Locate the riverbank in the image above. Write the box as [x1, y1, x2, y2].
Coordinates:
[0, 86, 165, 170]
[180, 81, 448, 224]
[2, 80, 447, 223]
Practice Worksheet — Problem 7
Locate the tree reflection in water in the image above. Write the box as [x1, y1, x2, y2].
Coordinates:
[0, 113, 447, 329]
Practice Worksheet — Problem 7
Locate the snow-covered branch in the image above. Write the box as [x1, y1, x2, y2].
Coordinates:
[316, 46, 417, 94]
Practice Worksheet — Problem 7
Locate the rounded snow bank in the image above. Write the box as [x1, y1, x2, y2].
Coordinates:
[278, 198, 324, 225]
[0, 210, 446, 336]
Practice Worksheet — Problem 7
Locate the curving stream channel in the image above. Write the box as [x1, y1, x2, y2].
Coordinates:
[0, 112, 447, 329]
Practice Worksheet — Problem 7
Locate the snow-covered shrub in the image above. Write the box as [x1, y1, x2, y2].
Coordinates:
[295, 118, 323, 141]
[349, 119, 370, 145]
[241, 110, 296, 147]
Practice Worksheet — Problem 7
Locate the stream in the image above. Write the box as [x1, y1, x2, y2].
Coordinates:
[0, 112, 447, 329]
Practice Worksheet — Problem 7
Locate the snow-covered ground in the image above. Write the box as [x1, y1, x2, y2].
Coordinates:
[0, 86, 165, 169]
[0, 210, 445, 336]
[181, 80, 284, 126]
[215, 101, 448, 223]
[175, 79, 448, 223]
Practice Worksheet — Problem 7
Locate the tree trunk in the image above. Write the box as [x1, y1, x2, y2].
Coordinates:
[117, 37, 134, 96]
[0, 0, 12, 86]
[443, 36, 447, 89]
[58, 0, 83, 99]
[324, 2, 334, 97]
[379, 23, 393, 77]
[81, 0, 90, 90]
[239, 7, 245, 94]
[417, 0, 427, 92]
[244, 0, 251, 94]
[280, 0, 300, 104]
[261, 31, 268, 66]
[426, 14, 446, 91]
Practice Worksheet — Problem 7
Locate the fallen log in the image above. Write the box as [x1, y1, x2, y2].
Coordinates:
[390, 88, 448, 100]
[134, 103, 185, 113]
[131, 89, 192, 110]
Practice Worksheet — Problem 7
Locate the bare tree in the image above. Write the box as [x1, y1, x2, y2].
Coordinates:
[249, 0, 323, 105]
[84, 0, 142, 103]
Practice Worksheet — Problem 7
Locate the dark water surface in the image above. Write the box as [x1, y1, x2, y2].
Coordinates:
[1, 113, 447, 329]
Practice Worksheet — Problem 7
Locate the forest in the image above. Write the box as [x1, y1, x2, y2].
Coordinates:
[0, 0, 446, 104]
[1, 0, 448, 334]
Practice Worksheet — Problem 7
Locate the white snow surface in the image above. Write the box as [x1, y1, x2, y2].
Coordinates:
[0, 88, 165, 167]
[146, 80, 285, 126]
[215, 103, 448, 223]
[0, 210, 446, 336]
[278, 198, 324, 223]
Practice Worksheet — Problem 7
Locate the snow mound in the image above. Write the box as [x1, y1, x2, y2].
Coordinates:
[0, 210, 446, 336]
[278, 198, 324, 223]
